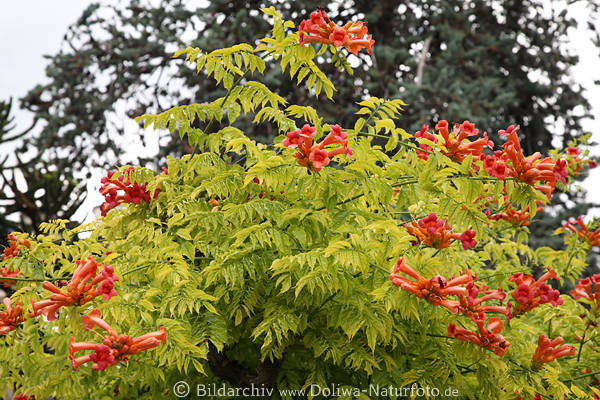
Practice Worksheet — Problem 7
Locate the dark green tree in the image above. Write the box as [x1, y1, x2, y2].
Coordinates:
[21, 0, 599, 166]
[0, 99, 85, 238]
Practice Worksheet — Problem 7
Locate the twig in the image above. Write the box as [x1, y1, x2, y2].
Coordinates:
[416, 33, 434, 87]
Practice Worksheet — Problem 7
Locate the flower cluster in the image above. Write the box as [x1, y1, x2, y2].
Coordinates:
[283, 124, 352, 172]
[70, 309, 166, 371]
[389, 257, 471, 314]
[562, 216, 600, 247]
[414, 124, 437, 160]
[434, 120, 494, 163]
[405, 213, 477, 250]
[509, 268, 562, 317]
[0, 297, 24, 335]
[448, 312, 510, 356]
[390, 258, 511, 319]
[31, 257, 118, 321]
[2, 234, 30, 260]
[570, 274, 600, 313]
[0, 265, 20, 287]
[475, 195, 545, 227]
[488, 202, 545, 227]
[531, 334, 576, 370]
[99, 167, 162, 216]
[390, 257, 514, 355]
[298, 8, 374, 55]
[483, 124, 567, 197]
[418, 122, 574, 199]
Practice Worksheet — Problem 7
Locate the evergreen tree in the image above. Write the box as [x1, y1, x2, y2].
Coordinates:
[0, 99, 85, 237]
[20, 0, 599, 165]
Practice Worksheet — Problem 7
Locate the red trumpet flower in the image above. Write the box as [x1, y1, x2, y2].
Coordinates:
[405, 213, 477, 250]
[457, 282, 512, 322]
[570, 274, 600, 313]
[389, 257, 474, 314]
[497, 124, 566, 198]
[13, 394, 35, 400]
[414, 125, 438, 160]
[435, 120, 493, 164]
[0, 265, 20, 287]
[0, 297, 24, 335]
[70, 309, 166, 371]
[447, 312, 510, 356]
[531, 334, 575, 370]
[99, 167, 160, 216]
[31, 257, 118, 321]
[509, 268, 562, 316]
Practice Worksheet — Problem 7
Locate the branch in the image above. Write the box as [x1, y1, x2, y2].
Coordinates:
[416, 33, 434, 87]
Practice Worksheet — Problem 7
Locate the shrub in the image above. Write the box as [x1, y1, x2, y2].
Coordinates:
[1, 7, 599, 400]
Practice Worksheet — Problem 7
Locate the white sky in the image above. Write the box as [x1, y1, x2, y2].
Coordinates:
[0, 2, 599, 222]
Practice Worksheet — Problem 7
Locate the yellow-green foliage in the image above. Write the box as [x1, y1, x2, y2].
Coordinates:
[1, 7, 599, 400]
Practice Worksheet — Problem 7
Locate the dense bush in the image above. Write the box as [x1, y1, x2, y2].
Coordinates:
[1, 7, 599, 400]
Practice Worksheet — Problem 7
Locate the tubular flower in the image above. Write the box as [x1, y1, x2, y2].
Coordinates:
[0, 297, 24, 335]
[531, 334, 576, 370]
[405, 213, 477, 250]
[31, 257, 118, 321]
[99, 167, 160, 217]
[389, 257, 474, 314]
[70, 309, 166, 371]
[0, 265, 20, 287]
[570, 274, 600, 313]
[509, 268, 562, 316]
[496, 124, 566, 198]
[435, 120, 493, 163]
[414, 125, 438, 160]
[298, 8, 374, 55]
[561, 216, 600, 247]
[284, 124, 352, 172]
[447, 312, 510, 356]
[489, 203, 544, 227]
[457, 282, 512, 322]
[2, 234, 30, 260]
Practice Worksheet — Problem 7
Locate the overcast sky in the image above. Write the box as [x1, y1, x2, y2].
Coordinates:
[0, 1, 599, 222]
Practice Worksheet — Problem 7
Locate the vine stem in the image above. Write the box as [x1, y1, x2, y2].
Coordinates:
[562, 370, 600, 383]
[122, 262, 158, 276]
[357, 132, 432, 154]
[0, 276, 69, 282]
[577, 321, 591, 362]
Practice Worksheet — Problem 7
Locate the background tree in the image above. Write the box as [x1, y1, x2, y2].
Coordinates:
[0, 99, 85, 239]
